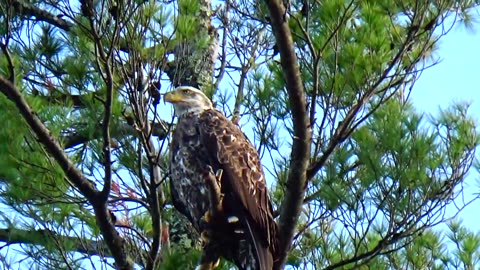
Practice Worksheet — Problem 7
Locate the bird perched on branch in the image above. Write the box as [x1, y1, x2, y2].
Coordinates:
[164, 86, 278, 270]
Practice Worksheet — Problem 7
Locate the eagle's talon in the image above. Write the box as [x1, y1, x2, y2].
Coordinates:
[196, 258, 220, 270]
[200, 230, 210, 246]
[202, 210, 214, 224]
[204, 168, 224, 217]
[214, 169, 223, 182]
[213, 194, 224, 214]
[200, 211, 212, 232]
[206, 165, 215, 175]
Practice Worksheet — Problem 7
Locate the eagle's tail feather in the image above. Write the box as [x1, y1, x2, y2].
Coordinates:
[243, 217, 273, 270]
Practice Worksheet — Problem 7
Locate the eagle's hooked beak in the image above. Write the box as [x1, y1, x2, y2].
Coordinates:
[164, 91, 183, 104]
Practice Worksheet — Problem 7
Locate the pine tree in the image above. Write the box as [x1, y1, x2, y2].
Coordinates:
[0, 0, 479, 269]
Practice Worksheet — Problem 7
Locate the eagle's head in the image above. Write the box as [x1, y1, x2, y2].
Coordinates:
[164, 86, 213, 117]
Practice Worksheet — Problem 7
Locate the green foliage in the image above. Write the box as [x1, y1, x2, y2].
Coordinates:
[158, 245, 201, 270]
[0, 0, 479, 269]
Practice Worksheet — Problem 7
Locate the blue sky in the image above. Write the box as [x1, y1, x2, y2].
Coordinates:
[2, 6, 479, 269]
[411, 13, 480, 230]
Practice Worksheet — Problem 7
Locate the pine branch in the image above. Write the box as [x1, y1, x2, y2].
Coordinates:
[28, 92, 170, 149]
[31, 92, 93, 108]
[262, 0, 311, 269]
[0, 78, 97, 199]
[10, 0, 72, 31]
[0, 227, 107, 257]
[0, 227, 150, 265]
[61, 121, 169, 149]
[0, 77, 133, 270]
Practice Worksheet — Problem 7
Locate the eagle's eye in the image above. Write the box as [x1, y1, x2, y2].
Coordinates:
[182, 89, 192, 95]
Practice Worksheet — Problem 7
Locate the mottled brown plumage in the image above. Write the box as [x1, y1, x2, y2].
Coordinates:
[165, 86, 277, 270]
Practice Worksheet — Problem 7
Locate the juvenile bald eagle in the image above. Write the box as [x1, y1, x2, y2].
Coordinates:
[165, 86, 277, 270]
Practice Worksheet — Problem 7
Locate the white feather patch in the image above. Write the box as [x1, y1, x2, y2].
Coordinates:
[227, 216, 239, 223]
